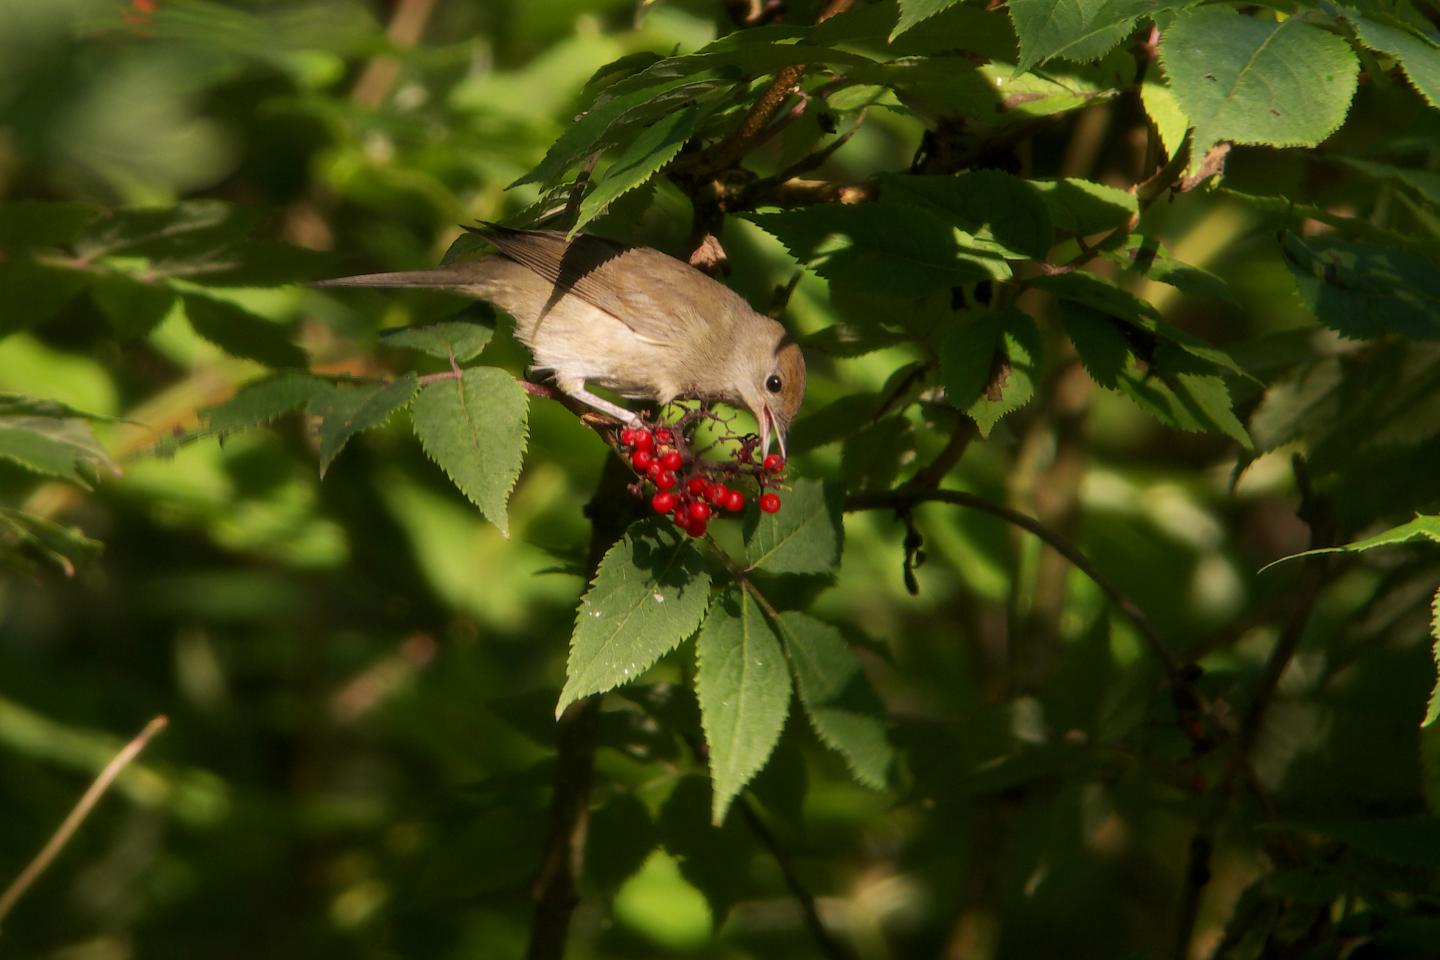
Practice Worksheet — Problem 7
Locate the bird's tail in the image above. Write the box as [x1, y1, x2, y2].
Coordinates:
[311, 262, 498, 290]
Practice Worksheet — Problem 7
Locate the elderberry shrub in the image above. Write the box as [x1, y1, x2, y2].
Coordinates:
[615, 409, 785, 538]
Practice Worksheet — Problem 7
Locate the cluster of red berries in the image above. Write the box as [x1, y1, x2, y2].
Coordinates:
[619, 425, 785, 538]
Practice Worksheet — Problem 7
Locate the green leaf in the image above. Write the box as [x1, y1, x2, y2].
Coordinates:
[557, 519, 713, 714]
[1115, 346, 1252, 446]
[893, 0, 967, 40]
[74, 201, 257, 261]
[0, 507, 103, 578]
[658, 775, 753, 921]
[308, 374, 419, 477]
[200, 372, 328, 436]
[0, 261, 91, 336]
[1161, 9, 1359, 157]
[0, 200, 99, 250]
[841, 415, 916, 493]
[1424, 584, 1440, 729]
[1031, 178, 1137, 236]
[1010, 0, 1183, 72]
[182, 294, 308, 368]
[942, 308, 1040, 436]
[513, 72, 729, 189]
[574, 104, 709, 233]
[1333, 156, 1440, 210]
[1282, 231, 1440, 341]
[747, 203, 1009, 298]
[1262, 514, 1440, 571]
[1140, 68, 1189, 161]
[777, 612, 892, 788]
[1343, 9, 1440, 109]
[90, 274, 176, 340]
[1032, 271, 1251, 378]
[799, 323, 908, 358]
[1104, 237, 1237, 304]
[410, 368, 530, 537]
[379, 321, 493, 362]
[878, 172, 1054, 260]
[585, 793, 659, 895]
[743, 478, 843, 575]
[1061, 302, 1131, 388]
[0, 418, 113, 488]
[696, 587, 792, 824]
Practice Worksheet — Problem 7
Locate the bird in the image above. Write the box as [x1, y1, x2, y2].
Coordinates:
[314, 225, 806, 457]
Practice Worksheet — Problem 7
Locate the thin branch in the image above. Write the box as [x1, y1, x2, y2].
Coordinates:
[1172, 829, 1213, 960]
[844, 488, 1181, 679]
[739, 799, 856, 960]
[0, 715, 169, 928]
[351, 0, 438, 108]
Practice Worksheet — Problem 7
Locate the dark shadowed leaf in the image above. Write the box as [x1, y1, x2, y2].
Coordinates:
[308, 374, 419, 476]
[777, 612, 892, 788]
[0, 200, 99, 250]
[1032, 177, 1136, 235]
[1282, 232, 1440, 341]
[0, 262, 91, 336]
[90, 274, 177, 340]
[878, 171, 1053, 260]
[200, 373, 329, 436]
[658, 774, 753, 923]
[182, 294, 307, 368]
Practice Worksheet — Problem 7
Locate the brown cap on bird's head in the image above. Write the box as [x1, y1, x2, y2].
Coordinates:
[757, 339, 806, 459]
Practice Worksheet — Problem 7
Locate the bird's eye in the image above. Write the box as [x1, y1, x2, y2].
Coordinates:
[766, 374, 783, 393]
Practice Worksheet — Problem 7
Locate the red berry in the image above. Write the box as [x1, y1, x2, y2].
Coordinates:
[688, 501, 712, 522]
[759, 493, 781, 513]
[724, 490, 745, 513]
[631, 450, 654, 471]
[706, 483, 728, 505]
[763, 454, 785, 473]
[655, 470, 677, 490]
[659, 451, 683, 472]
[686, 477, 710, 497]
[684, 516, 708, 538]
[651, 492, 677, 514]
[654, 428, 673, 444]
[619, 428, 636, 447]
[648, 463, 663, 481]
[632, 430, 654, 451]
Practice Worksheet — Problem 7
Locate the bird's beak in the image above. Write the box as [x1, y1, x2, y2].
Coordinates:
[759, 405, 788, 461]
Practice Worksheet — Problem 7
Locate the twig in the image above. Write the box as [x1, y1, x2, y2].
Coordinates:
[1172, 829, 1213, 960]
[701, 0, 856, 172]
[844, 488, 1182, 679]
[351, 0, 438, 108]
[0, 715, 169, 928]
[739, 799, 856, 960]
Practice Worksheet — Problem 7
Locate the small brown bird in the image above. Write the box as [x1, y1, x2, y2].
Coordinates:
[316, 226, 806, 456]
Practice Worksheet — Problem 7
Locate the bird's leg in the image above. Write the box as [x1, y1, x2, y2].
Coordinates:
[557, 379, 640, 425]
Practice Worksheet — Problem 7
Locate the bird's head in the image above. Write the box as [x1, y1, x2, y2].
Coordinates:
[737, 336, 806, 460]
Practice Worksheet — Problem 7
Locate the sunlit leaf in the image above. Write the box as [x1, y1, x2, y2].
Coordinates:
[743, 478, 843, 575]
[308, 374, 419, 476]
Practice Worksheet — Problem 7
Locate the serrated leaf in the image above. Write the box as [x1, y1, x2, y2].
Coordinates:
[90, 274, 176, 340]
[658, 775, 753, 921]
[1031, 178, 1137, 235]
[1010, 0, 1183, 72]
[1343, 9, 1440, 109]
[200, 372, 328, 436]
[1032, 271, 1251, 379]
[410, 368, 529, 537]
[776, 612, 892, 788]
[0, 418, 113, 488]
[380, 321, 492, 362]
[1426, 585, 1440, 730]
[513, 73, 728, 189]
[878, 172, 1053, 260]
[696, 587, 792, 824]
[1262, 514, 1440, 572]
[74, 201, 257, 260]
[1161, 9, 1359, 158]
[0, 261, 91, 336]
[1282, 231, 1440, 341]
[557, 519, 712, 714]
[743, 478, 843, 575]
[1061, 302, 1130, 388]
[1140, 68, 1190, 161]
[0, 200, 99, 250]
[182, 294, 307, 368]
[945, 308, 1040, 436]
[574, 104, 709, 233]
[308, 374, 419, 476]
[893, 0, 967, 40]
[747, 203, 1009, 298]
[1105, 236, 1237, 305]
[1115, 346, 1252, 446]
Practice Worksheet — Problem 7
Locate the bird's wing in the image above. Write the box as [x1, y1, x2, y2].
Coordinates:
[471, 226, 737, 346]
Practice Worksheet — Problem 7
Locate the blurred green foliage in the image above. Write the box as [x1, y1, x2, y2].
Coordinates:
[2, 1, 1440, 958]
